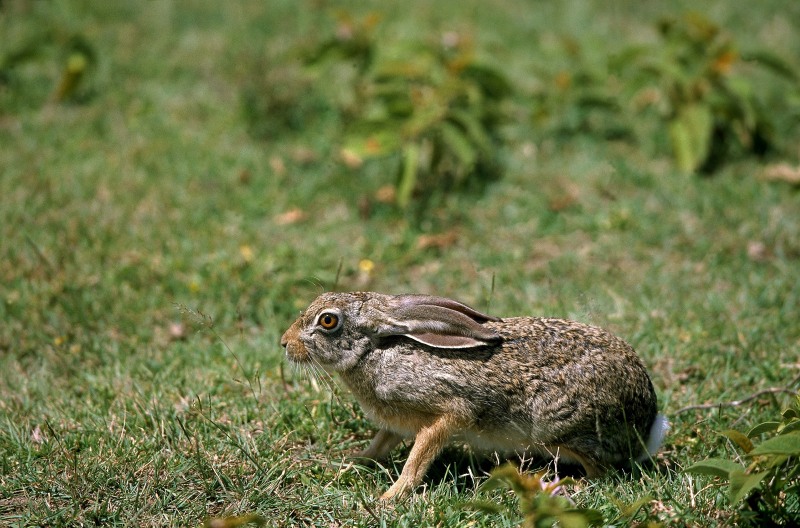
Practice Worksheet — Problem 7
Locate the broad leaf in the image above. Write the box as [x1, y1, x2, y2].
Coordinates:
[668, 118, 693, 172]
[344, 129, 403, 159]
[439, 121, 477, 168]
[723, 429, 754, 453]
[686, 458, 743, 478]
[779, 420, 800, 435]
[728, 469, 768, 504]
[747, 421, 780, 438]
[462, 64, 513, 98]
[448, 109, 493, 152]
[669, 103, 713, 172]
[749, 432, 800, 456]
[466, 500, 503, 514]
[782, 406, 799, 420]
[556, 510, 596, 528]
[397, 142, 420, 209]
[743, 50, 800, 82]
[614, 495, 653, 519]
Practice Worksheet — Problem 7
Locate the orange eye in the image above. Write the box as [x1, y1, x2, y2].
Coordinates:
[318, 312, 339, 330]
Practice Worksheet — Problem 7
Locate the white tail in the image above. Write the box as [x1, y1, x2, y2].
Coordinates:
[638, 413, 669, 462]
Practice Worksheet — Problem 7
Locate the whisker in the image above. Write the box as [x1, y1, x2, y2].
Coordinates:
[310, 359, 339, 396]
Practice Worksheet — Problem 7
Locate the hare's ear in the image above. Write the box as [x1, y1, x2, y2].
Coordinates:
[371, 295, 502, 349]
[395, 295, 502, 323]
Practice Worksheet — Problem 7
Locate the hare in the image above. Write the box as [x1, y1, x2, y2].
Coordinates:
[281, 292, 668, 499]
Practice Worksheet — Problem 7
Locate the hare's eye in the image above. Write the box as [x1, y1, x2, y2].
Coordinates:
[318, 312, 340, 331]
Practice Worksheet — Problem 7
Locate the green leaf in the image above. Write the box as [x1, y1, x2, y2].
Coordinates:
[747, 421, 780, 438]
[742, 50, 800, 82]
[668, 118, 693, 172]
[778, 420, 800, 435]
[396, 142, 420, 209]
[576, 91, 619, 110]
[580, 508, 606, 526]
[343, 129, 403, 159]
[764, 454, 789, 469]
[686, 458, 744, 478]
[668, 103, 713, 172]
[613, 495, 653, 519]
[439, 121, 477, 168]
[782, 406, 799, 420]
[555, 511, 592, 528]
[481, 465, 521, 492]
[466, 500, 503, 514]
[723, 429, 754, 454]
[461, 64, 513, 99]
[725, 77, 757, 130]
[728, 469, 768, 504]
[749, 432, 800, 456]
[448, 109, 493, 152]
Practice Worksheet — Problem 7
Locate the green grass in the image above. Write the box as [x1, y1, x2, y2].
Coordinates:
[2, 0, 799, 526]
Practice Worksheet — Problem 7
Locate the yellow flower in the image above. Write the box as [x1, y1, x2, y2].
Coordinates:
[358, 259, 375, 274]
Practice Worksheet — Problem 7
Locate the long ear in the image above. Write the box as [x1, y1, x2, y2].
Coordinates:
[394, 294, 502, 323]
[371, 295, 503, 349]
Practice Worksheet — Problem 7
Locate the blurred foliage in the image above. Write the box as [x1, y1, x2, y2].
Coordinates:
[243, 11, 511, 212]
[241, 61, 331, 140]
[317, 15, 512, 210]
[51, 35, 96, 102]
[242, 10, 800, 192]
[241, 12, 379, 141]
[0, 24, 96, 109]
[530, 38, 640, 142]
[474, 464, 663, 528]
[473, 464, 604, 528]
[528, 12, 800, 174]
[644, 13, 799, 173]
[687, 395, 800, 525]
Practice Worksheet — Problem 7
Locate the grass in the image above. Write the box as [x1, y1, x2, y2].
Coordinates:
[1, 0, 799, 526]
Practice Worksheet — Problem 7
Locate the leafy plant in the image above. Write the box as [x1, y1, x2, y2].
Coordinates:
[241, 12, 379, 141]
[51, 35, 96, 102]
[329, 27, 512, 209]
[687, 395, 800, 524]
[1, 29, 96, 109]
[241, 61, 329, 140]
[474, 463, 603, 528]
[527, 13, 800, 175]
[530, 38, 638, 142]
[642, 13, 799, 173]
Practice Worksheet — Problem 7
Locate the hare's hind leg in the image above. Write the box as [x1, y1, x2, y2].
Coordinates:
[355, 429, 403, 460]
[551, 445, 604, 478]
[380, 414, 462, 500]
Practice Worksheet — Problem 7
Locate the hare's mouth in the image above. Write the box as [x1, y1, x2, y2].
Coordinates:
[284, 341, 310, 363]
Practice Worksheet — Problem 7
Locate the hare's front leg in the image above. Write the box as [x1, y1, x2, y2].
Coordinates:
[355, 428, 402, 460]
[380, 415, 461, 500]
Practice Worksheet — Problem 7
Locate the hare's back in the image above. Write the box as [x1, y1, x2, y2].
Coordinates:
[488, 316, 642, 363]
[486, 316, 656, 410]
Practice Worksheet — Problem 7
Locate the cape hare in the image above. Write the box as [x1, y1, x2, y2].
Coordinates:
[281, 292, 668, 499]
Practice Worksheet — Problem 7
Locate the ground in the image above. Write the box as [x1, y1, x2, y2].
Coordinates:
[1, 1, 799, 526]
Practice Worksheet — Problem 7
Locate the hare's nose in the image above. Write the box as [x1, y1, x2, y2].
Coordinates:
[281, 321, 301, 348]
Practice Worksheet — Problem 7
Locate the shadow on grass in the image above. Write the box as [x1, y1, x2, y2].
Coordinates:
[390, 444, 671, 496]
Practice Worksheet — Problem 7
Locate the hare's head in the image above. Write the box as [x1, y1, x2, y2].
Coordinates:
[281, 292, 502, 372]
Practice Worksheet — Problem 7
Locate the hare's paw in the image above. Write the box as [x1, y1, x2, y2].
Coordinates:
[380, 475, 413, 501]
[353, 429, 403, 461]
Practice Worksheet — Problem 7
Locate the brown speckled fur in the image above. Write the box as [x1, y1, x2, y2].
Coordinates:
[281, 291, 661, 499]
